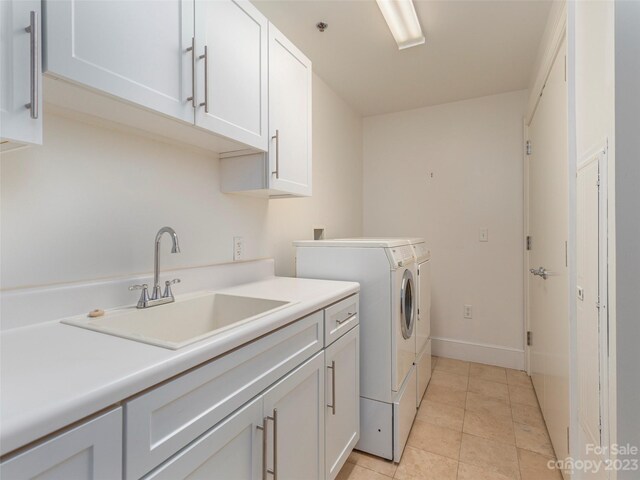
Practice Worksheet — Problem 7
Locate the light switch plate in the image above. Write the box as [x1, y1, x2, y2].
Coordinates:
[479, 228, 489, 242]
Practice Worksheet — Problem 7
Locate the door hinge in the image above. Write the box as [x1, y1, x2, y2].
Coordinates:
[527, 331, 532, 346]
[526, 236, 532, 250]
[567, 427, 570, 451]
[526, 141, 532, 156]
[597, 173, 601, 187]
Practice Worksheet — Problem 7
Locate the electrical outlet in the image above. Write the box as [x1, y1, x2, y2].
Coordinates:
[233, 236, 244, 261]
[464, 305, 473, 319]
[479, 228, 489, 242]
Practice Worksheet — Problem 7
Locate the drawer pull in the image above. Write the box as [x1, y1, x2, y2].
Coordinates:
[336, 312, 354, 325]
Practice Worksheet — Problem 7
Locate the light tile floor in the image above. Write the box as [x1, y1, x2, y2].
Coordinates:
[337, 356, 563, 480]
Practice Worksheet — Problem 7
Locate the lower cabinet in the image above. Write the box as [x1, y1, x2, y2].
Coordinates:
[143, 396, 264, 480]
[0, 408, 122, 480]
[144, 352, 325, 480]
[325, 326, 360, 480]
[1, 296, 360, 480]
[263, 352, 325, 480]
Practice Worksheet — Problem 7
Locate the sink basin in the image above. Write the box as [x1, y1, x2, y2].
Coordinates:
[62, 292, 295, 349]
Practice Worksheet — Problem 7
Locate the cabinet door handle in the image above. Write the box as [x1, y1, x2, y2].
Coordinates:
[186, 37, 195, 107]
[264, 410, 278, 479]
[327, 360, 336, 415]
[24, 11, 38, 119]
[257, 420, 267, 480]
[199, 45, 209, 113]
[272, 130, 280, 179]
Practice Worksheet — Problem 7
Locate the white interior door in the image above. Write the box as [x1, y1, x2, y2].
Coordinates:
[527, 38, 570, 467]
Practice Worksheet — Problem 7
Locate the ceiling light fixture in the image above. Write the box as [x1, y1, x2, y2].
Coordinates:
[376, 0, 425, 50]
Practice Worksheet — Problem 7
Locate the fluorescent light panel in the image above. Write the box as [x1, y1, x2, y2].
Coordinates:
[376, 0, 425, 50]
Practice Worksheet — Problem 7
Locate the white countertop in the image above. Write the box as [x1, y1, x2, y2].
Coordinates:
[0, 276, 359, 456]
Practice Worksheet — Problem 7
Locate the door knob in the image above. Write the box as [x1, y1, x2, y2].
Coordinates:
[529, 267, 550, 280]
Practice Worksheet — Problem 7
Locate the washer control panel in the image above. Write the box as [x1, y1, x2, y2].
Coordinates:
[411, 243, 431, 263]
[387, 245, 415, 268]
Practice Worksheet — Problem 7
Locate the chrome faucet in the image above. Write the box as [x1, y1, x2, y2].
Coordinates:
[129, 227, 181, 309]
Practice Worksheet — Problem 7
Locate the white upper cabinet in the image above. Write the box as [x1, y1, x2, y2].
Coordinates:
[43, 0, 195, 124]
[1, 0, 42, 146]
[195, 0, 268, 151]
[268, 24, 313, 196]
[219, 23, 312, 197]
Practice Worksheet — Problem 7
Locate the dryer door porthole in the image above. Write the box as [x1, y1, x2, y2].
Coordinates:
[400, 269, 415, 339]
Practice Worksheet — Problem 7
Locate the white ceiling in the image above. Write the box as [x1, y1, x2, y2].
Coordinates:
[254, 0, 552, 116]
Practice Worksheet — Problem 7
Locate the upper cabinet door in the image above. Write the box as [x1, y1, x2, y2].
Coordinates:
[43, 0, 194, 124]
[268, 24, 312, 197]
[1, 0, 42, 145]
[195, 0, 268, 151]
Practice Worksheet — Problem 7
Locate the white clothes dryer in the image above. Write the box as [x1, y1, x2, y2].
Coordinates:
[294, 238, 418, 462]
[407, 238, 432, 408]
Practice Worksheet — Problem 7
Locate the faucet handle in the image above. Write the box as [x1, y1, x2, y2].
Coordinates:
[129, 284, 150, 309]
[163, 278, 181, 299]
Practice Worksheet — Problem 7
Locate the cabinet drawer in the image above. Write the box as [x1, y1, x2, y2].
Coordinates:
[125, 311, 323, 480]
[324, 294, 359, 347]
[0, 408, 122, 480]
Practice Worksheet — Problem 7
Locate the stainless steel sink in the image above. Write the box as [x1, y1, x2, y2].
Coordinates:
[62, 292, 294, 349]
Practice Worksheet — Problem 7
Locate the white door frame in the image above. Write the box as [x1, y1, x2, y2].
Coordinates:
[523, 119, 531, 374]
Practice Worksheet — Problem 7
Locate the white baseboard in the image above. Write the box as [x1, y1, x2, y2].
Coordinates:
[431, 336, 525, 370]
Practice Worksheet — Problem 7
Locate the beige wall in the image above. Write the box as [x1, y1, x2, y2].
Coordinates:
[363, 90, 528, 368]
[0, 74, 363, 290]
[266, 73, 363, 277]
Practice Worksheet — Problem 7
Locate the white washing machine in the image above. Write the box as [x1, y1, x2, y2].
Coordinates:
[407, 239, 432, 407]
[294, 238, 417, 462]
